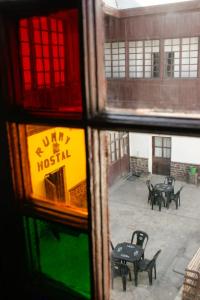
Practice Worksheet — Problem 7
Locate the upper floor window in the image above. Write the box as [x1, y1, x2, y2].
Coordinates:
[104, 42, 125, 78]
[129, 40, 160, 78]
[181, 37, 198, 78]
[164, 37, 198, 78]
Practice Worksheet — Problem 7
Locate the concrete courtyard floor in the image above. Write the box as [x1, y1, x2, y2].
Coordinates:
[109, 174, 200, 300]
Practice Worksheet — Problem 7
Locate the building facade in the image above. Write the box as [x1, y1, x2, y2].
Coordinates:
[104, 2, 200, 114]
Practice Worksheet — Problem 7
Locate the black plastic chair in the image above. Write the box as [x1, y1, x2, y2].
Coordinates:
[110, 240, 121, 264]
[169, 186, 184, 209]
[131, 230, 149, 252]
[111, 259, 132, 291]
[134, 249, 162, 286]
[151, 190, 165, 211]
[164, 176, 175, 186]
[146, 180, 154, 203]
[110, 240, 114, 250]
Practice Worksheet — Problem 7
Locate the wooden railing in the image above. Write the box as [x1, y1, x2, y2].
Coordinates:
[182, 247, 200, 300]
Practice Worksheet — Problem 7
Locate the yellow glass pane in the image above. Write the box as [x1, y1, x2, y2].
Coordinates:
[26, 125, 87, 215]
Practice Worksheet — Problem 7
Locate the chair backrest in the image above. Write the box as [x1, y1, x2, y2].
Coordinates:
[175, 185, 184, 197]
[147, 249, 162, 270]
[146, 180, 154, 192]
[110, 240, 114, 250]
[164, 176, 175, 185]
[131, 230, 149, 250]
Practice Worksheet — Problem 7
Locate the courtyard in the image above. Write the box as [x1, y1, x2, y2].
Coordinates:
[109, 174, 200, 300]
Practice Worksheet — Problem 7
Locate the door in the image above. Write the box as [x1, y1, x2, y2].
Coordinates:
[45, 166, 66, 203]
[152, 136, 171, 175]
[108, 131, 130, 186]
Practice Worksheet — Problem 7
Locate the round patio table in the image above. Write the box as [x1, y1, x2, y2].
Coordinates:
[154, 183, 174, 208]
[112, 242, 144, 285]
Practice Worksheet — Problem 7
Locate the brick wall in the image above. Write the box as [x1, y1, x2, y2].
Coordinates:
[170, 161, 200, 182]
[130, 156, 148, 175]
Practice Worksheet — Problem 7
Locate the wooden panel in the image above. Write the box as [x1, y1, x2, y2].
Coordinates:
[106, 79, 200, 112]
[69, 180, 87, 209]
[104, 10, 200, 41]
[119, 1, 200, 18]
[104, 15, 125, 41]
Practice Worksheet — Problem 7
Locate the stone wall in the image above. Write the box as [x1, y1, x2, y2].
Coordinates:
[130, 156, 149, 176]
[170, 161, 200, 182]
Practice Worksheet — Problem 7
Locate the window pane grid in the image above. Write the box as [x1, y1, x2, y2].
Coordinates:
[129, 41, 144, 78]
[144, 40, 160, 78]
[32, 17, 50, 88]
[19, 16, 65, 90]
[164, 39, 180, 78]
[129, 40, 160, 78]
[164, 37, 198, 78]
[50, 18, 65, 86]
[19, 19, 32, 90]
[104, 42, 125, 78]
[181, 37, 198, 78]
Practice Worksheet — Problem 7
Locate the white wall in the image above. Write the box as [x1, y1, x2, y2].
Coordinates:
[129, 132, 152, 172]
[171, 136, 200, 164]
[129, 133, 200, 168]
[129, 133, 150, 158]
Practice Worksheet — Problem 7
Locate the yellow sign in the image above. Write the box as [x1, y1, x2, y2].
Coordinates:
[35, 131, 71, 172]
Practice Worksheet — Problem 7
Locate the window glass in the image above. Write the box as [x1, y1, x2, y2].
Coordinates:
[181, 37, 198, 78]
[155, 137, 162, 147]
[25, 125, 87, 217]
[18, 9, 82, 114]
[104, 42, 125, 78]
[24, 216, 91, 299]
[155, 147, 162, 157]
[164, 39, 180, 77]
[103, 2, 200, 118]
[129, 40, 144, 78]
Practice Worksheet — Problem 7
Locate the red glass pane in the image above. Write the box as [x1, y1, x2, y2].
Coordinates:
[42, 31, 49, 44]
[24, 71, 31, 83]
[20, 19, 28, 27]
[23, 57, 31, 70]
[21, 43, 30, 56]
[44, 59, 50, 71]
[61, 71, 65, 82]
[59, 46, 64, 58]
[35, 45, 42, 57]
[58, 33, 64, 45]
[53, 59, 59, 71]
[53, 46, 58, 57]
[52, 32, 58, 44]
[36, 59, 43, 72]
[43, 46, 49, 57]
[45, 73, 50, 85]
[34, 31, 41, 43]
[55, 71, 60, 83]
[32, 17, 40, 29]
[37, 73, 44, 86]
[20, 28, 29, 42]
[60, 59, 65, 70]
[58, 20, 63, 32]
[40, 17, 48, 30]
[50, 19, 57, 31]
[19, 9, 82, 114]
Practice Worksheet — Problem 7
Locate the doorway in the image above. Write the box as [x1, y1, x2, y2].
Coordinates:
[45, 166, 66, 203]
[152, 136, 171, 175]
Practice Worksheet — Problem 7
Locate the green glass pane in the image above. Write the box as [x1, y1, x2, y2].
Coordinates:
[23, 216, 91, 299]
